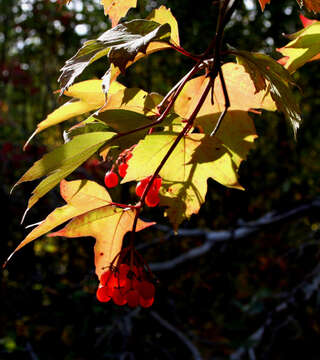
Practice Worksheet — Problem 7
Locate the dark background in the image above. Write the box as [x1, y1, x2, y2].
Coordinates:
[1, 0, 320, 359]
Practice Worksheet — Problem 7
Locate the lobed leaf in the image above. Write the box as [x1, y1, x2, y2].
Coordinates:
[123, 132, 244, 230]
[50, 206, 154, 279]
[5, 179, 112, 264]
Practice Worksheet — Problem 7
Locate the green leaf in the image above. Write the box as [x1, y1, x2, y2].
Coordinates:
[59, 19, 171, 93]
[277, 22, 320, 73]
[234, 50, 301, 137]
[13, 132, 116, 212]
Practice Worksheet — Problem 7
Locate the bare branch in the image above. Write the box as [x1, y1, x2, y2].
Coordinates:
[150, 311, 203, 360]
[149, 198, 320, 271]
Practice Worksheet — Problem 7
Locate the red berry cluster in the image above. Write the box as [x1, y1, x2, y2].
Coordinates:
[104, 147, 134, 188]
[96, 253, 155, 308]
[136, 176, 162, 207]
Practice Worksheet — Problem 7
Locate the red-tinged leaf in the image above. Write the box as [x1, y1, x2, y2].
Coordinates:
[258, 0, 271, 11]
[258, 0, 320, 13]
[300, 14, 317, 27]
[49, 206, 155, 279]
[4, 179, 112, 266]
[277, 21, 320, 73]
[101, 0, 137, 27]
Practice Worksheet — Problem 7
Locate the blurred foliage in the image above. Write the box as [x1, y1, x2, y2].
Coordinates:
[1, 0, 320, 359]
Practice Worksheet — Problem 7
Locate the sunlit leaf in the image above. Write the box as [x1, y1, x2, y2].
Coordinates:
[233, 51, 301, 137]
[174, 63, 276, 121]
[123, 132, 243, 230]
[100, 0, 137, 27]
[24, 80, 125, 148]
[277, 21, 320, 73]
[50, 206, 154, 279]
[5, 179, 112, 263]
[13, 132, 116, 211]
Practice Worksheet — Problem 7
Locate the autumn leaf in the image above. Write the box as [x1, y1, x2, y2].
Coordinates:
[258, 0, 271, 11]
[5, 179, 112, 265]
[101, 0, 137, 27]
[174, 63, 275, 121]
[5, 179, 155, 279]
[50, 206, 154, 280]
[277, 20, 320, 73]
[302, 0, 320, 13]
[123, 132, 244, 230]
[233, 51, 301, 137]
[58, 19, 171, 94]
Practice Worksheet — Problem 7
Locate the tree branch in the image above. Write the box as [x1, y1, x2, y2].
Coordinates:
[149, 198, 320, 271]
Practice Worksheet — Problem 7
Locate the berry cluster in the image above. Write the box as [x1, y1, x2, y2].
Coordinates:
[104, 147, 134, 188]
[96, 249, 155, 308]
[136, 176, 162, 207]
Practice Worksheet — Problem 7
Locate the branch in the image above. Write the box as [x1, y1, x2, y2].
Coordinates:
[150, 311, 203, 360]
[230, 262, 320, 360]
[149, 198, 320, 271]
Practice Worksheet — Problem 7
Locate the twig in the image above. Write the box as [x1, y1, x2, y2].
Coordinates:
[150, 311, 203, 360]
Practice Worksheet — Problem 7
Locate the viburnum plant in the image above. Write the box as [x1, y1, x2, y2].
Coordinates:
[5, 0, 320, 308]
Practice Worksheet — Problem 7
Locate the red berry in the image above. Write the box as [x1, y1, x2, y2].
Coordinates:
[100, 270, 113, 286]
[96, 285, 111, 303]
[153, 177, 162, 191]
[145, 190, 160, 207]
[104, 171, 118, 188]
[126, 289, 140, 308]
[118, 162, 128, 178]
[135, 178, 149, 197]
[112, 288, 127, 306]
[137, 281, 155, 300]
[139, 296, 154, 308]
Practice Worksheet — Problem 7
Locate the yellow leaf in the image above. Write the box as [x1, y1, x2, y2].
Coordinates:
[100, 0, 137, 27]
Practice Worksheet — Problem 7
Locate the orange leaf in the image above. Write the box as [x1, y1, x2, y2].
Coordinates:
[302, 0, 320, 13]
[4, 179, 112, 266]
[258, 0, 271, 11]
[50, 206, 155, 279]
